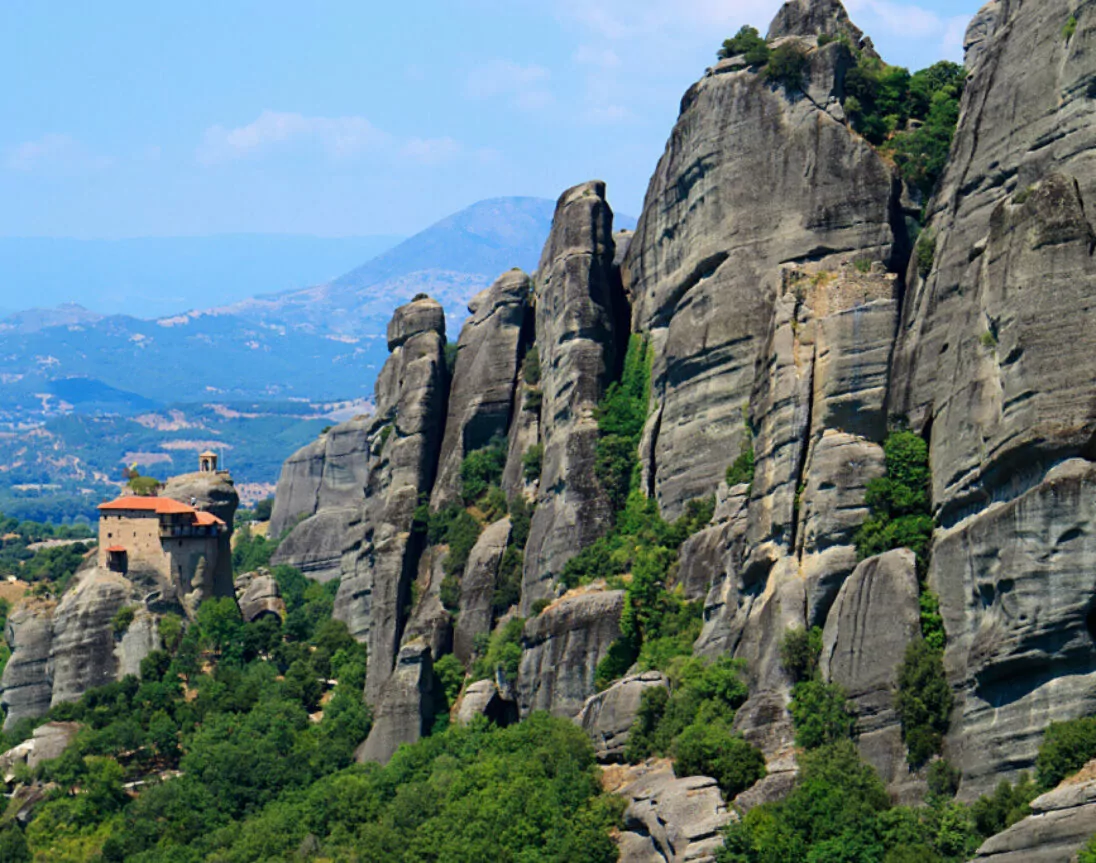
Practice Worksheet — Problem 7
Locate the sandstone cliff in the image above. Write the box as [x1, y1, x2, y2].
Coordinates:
[17, 0, 1088, 856]
[888, 0, 1096, 799]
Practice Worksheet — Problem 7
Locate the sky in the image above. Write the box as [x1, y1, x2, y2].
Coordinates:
[1, 0, 983, 240]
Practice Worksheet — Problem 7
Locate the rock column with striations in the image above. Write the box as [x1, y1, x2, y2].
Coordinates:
[335, 296, 448, 704]
[521, 181, 621, 613]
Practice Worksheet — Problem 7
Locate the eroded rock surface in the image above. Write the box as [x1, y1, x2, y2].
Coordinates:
[431, 271, 531, 510]
[522, 182, 622, 613]
[888, 0, 1096, 796]
[234, 570, 286, 622]
[269, 418, 371, 581]
[821, 550, 921, 789]
[518, 589, 624, 719]
[624, 29, 903, 519]
[453, 518, 510, 665]
[356, 639, 437, 765]
[613, 759, 732, 863]
[577, 672, 669, 763]
[971, 761, 1096, 862]
[335, 296, 448, 703]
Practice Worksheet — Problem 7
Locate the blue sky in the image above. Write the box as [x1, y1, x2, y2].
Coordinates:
[2, 0, 983, 239]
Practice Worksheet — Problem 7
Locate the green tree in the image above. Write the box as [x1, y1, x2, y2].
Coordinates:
[766, 43, 810, 91]
[789, 680, 856, 749]
[895, 639, 953, 767]
[719, 26, 770, 65]
[1037, 717, 1096, 789]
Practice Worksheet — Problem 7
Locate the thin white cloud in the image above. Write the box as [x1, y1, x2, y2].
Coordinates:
[197, 110, 385, 165]
[844, 0, 942, 36]
[574, 45, 621, 68]
[403, 136, 461, 165]
[556, 0, 775, 41]
[4, 134, 110, 173]
[465, 60, 554, 111]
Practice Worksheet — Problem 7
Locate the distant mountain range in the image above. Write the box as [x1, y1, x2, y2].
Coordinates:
[213, 197, 582, 338]
[0, 234, 403, 319]
[0, 195, 634, 515]
[0, 196, 636, 407]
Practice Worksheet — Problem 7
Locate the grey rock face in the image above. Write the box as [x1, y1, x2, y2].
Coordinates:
[821, 550, 921, 787]
[455, 679, 518, 727]
[1, 567, 164, 729]
[356, 639, 436, 765]
[616, 760, 732, 863]
[234, 570, 286, 622]
[1, 603, 55, 730]
[576, 671, 669, 763]
[453, 518, 510, 665]
[431, 271, 530, 510]
[767, 0, 876, 56]
[269, 418, 371, 535]
[936, 460, 1096, 799]
[0, 721, 80, 781]
[49, 570, 138, 709]
[888, 0, 1096, 795]
[270, 508, 356, 582]
[400, 546, 452, 662]
[963, 1, 1007, 71]
[797, 432, 886, 627]
[116, 608, 161, 680]
[972, 763, 1096, 862]
[269, 418, 372, 580]
[624, 33, 902, 520]
[522, 181, 621, 613]
[518, 589, 624, 719]
[335, 296, 448, 703]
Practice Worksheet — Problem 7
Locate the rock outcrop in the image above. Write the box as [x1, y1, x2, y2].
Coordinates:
[518, 589, 625, 718]
[623, 27, 904, 520]
[0, 603, 55, 730]
[269, 418, 371, 581]
[1, 567, 161, 729]
[971, 760, 1096, 862]
[453, 518, 510, 665]
[610, 760, 733, 863]
[430, 271, 531, 510]
[820, 550, 921, 790]
[0, 721, 80, 781]
[888, 0, 1096, 798]
[455, 679, 518, 727]
[521, 182, 622, 613]
[335, 296, 448, 703]
[161, 470, 238, 597]
[577, 672, 669, 763]
[767, 0, 878, 57]
[234, 570, 286, 622]
[356, 639, 437, 765]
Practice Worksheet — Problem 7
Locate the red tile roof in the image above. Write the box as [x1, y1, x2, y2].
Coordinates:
[106, 545, 127, 553]
[194, 511, 225, 527]
[98, 496, 195, 515]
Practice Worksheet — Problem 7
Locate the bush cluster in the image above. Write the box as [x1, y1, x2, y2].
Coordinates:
[896, 639, 954, 767]
[854, 430, 934, 570]
[845, 59, 965, 199]
[625, 657, 765, 799]
[766, 43, 810, 91]
[595, 335, 652, 513]
[718, 25, 771, 65]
